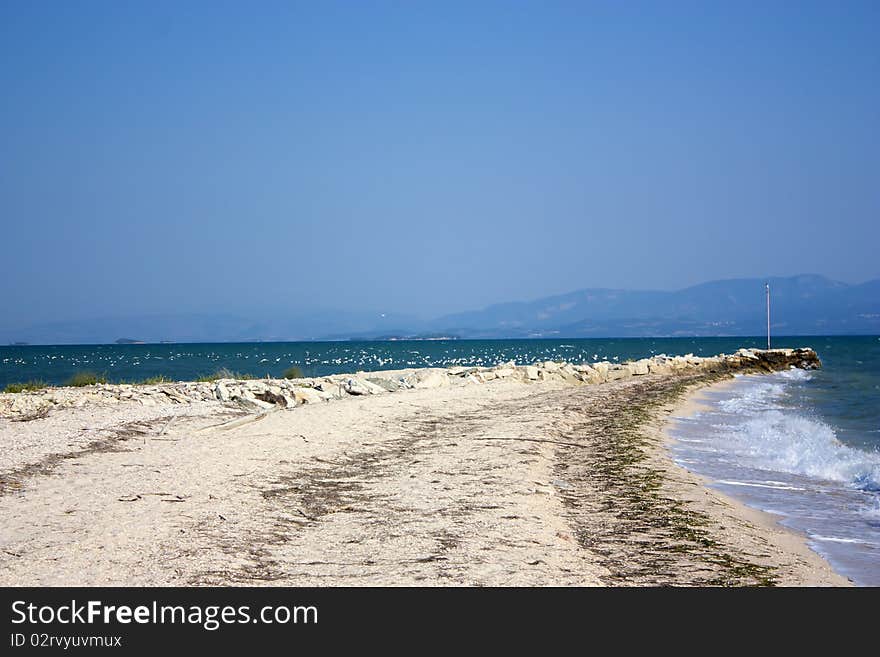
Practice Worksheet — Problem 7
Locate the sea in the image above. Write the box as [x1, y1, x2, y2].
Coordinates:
[2, 335, 878, 584]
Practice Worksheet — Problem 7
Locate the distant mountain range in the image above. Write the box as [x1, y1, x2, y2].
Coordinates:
[424, 274, 880, 339]
[3, 275, 878, 344]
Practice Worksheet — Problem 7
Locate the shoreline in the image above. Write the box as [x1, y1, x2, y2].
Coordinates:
[655, 377, 850, 586]
[0, 349, 849, 586]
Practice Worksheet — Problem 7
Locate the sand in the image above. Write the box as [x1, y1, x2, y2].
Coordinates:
[0, 371, 849, 586]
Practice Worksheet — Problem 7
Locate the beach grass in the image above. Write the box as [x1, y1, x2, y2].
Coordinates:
[133, 375, 174, 385]
[195, 368, 255, 382]
[2, 380, 49, 394]
[65, 371, 108, 387]
[282, 366, 304, 379]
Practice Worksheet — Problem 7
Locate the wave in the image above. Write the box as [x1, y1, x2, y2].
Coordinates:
[717, 381, 786, 413]
[811, 535, 873, 545]
[711, 402, 880, 492]
[716, 479, 808, 491]
[778, 367, 814, 382]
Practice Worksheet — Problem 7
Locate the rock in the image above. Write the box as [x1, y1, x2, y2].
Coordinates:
[648, 358, 672, 375]
[293, 388, 323, 405]
[343, 378, 370, 395]
[365, 377, 404, 392]
[542, 361, 560, 372]
[315, 379, 342, 393]
[670, 357, 691, 370]
[248, 398, 276, 411]
[557, 366, 581, 385]
[407, 369, 450, 389]
[159, 387, 190, 403]
[11, 396, 51, 417]
[524, 366, 539, 381]
[214, 381, 229, 402]
[579, 366, 604, 384]
[591, 362, 610, 382]
[343, 378, 386, 396]
[254, 390, 288, 407]
[629, 360, 650, 375]
[607, 366, 631, 381]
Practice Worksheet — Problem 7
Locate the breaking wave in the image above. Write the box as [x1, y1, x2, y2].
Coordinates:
[709, 372, 880, 491]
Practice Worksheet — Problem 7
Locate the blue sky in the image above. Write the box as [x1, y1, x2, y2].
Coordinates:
[2, 1, 878, 328]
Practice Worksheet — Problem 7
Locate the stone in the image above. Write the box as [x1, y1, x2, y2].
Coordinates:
[408, 369, 450, 389]
[648, 358, 673, 375]
[557, 367, 581, 385]
[607, 366, 631, 381]
[524, 366, 539, 381]
[579, 366, 604, 384]
[343, 378, 386, 396]
[629, 360, 650, 375]
[591, 362, 610, 381]
[293, 388, 323, 405]
[315, 379, 341, 393]
[254, 390, 288, 407]
[365, 377, 404, 392]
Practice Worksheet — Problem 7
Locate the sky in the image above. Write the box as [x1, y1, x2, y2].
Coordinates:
[1, 1, 878, 329]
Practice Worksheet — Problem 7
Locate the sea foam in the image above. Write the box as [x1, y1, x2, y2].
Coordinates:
[709, 377, 880, 492]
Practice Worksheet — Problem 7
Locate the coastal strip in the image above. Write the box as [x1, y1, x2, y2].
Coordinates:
[0, 347, 822, 422]
[0, 348, 847, 585]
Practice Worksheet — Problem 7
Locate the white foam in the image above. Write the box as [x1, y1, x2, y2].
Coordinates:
[778, 367, 814, 382]
[716, 479, 808, 491]
[705, 373, 880, 491]
[717, 410, 880, 490]
[811, 535, 873, 545]
[717, 380, 786, 414]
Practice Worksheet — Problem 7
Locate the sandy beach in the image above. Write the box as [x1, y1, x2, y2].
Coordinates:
[0, 351, 848, 586]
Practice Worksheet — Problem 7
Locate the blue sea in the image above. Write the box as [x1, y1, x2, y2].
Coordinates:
[2, 335, 878, 584]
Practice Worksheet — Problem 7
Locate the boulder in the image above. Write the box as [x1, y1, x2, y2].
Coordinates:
[293, 388, 324, 405]
[557, 365, 581, 385]
[648, 358, 673, 375]
[343, 378, 387, 396]
[591, 362, 610, 381]
[607, 366, 631, 381]
[254, 390, 288, 407]
[407, 369, 450, 389]
[365, 377, 405, 392]
[629, 359, 650, 375]
[579, 366, 605, 384]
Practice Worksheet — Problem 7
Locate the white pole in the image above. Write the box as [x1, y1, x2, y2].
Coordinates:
[766, 282, 771, 350]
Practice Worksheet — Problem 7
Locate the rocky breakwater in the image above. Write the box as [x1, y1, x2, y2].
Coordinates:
[0, 348, 821, 421]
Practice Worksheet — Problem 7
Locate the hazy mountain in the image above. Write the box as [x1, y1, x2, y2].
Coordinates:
[429, 275, 879, 338]
[2, 275, 877, 344]
[0, 311, 426, 345]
